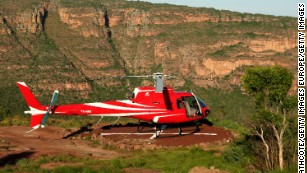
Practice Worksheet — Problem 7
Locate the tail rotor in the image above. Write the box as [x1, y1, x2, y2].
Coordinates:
[17, 82, 58, 131]
[41, 90, 59, 128]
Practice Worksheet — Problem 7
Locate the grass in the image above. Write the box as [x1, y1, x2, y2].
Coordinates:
[209, 42, 244, 58]
[244, 32, 256, 39]
[58, 0, 105, 8]
[0, 137, 297, 173]
[0, 0, 48, 13]
[0, 147, 250, 173]
[117, 148, 229, 172]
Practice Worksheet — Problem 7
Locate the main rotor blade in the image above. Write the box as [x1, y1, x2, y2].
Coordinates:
[124, 75, 152, 78]
[50, 90, 59, 105]
[88, 73, 176, 83]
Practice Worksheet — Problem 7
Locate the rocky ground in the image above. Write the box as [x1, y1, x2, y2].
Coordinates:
[0, 123, 233, 162]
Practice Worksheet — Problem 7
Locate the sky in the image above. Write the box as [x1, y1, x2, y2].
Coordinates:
[141, 0, 304, 17]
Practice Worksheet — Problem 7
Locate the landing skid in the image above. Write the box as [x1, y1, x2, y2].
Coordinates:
[137, 120, 143, 132]
[100, 122, 211, 139]
[154, 123, 201, 138]
[136, 122, 202, 139]
[151, 124, 167, 139]
[96, 116, 104, 125]
[194, 125, 200, 133]
[178, 127, 182, 135]
[112, 117, 121, 126]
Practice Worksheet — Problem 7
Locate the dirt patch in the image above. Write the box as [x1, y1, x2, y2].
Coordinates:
[97, 123, 234, 150]
[0, 126, 119, 166]
[189, 166, 229, 173]
[0, 123, 233, 167]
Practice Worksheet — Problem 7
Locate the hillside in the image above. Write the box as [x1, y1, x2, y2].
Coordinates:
[0, 0, 298, 113]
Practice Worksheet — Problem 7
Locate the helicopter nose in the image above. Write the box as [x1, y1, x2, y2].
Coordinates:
[205, 109, 210, 116]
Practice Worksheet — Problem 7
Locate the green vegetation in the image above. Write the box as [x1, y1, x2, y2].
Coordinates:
[0, 0, 48, 12]
[0, 147, 250, 172]
[178, 80, 254, 134]
[0, 115, 29, 127]
[209, 42, 244, 58]
[241, 66, 297, 172]
[244, 32, 256, 39]
[0, 86, 28, 115]
[58, 0, 103, 8]
[0, 106, 10, 122]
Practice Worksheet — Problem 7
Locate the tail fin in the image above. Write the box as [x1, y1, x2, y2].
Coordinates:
[17, 82, 45, 129]
[17, 82, 41, 109]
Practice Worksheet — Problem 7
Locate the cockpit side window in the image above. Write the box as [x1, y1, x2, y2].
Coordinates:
[176, 99, 183, 109]
[181, 96, 201, 116]
[181, 96, 196, 108]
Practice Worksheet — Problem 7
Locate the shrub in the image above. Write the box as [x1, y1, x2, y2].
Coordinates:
[0, 106, 10, 122]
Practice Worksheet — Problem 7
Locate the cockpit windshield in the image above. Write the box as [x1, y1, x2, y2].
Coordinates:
[197, 97, 207, 108]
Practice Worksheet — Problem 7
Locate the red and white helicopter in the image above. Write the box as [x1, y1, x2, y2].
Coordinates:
[17, 73, 210, 137]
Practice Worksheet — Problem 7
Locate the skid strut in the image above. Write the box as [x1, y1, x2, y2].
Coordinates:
[178, 127, 182, 135]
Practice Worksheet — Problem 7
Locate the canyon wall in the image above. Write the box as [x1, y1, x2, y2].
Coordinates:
[0, 0, 298, 95]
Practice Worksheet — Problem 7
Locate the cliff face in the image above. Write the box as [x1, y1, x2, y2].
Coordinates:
[104, 1, 297, 90]
[58, 7, 103, 37]
[0, 0, 298, 108]
[0, 2, 48, 34]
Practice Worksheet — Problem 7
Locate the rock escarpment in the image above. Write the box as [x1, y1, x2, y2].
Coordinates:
[0, 0, 298, 103]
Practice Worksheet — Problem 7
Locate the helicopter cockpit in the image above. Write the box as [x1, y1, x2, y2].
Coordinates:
[179, 95, 202, 117]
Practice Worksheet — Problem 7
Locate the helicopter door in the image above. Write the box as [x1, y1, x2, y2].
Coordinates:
[183, 101, 192, 116]
[191, 93, 202, 115]
[181, 96, 201, 117]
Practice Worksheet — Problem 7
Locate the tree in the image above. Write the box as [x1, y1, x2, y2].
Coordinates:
[242, 66, 296, 171]
[0, 106, 10, 122]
